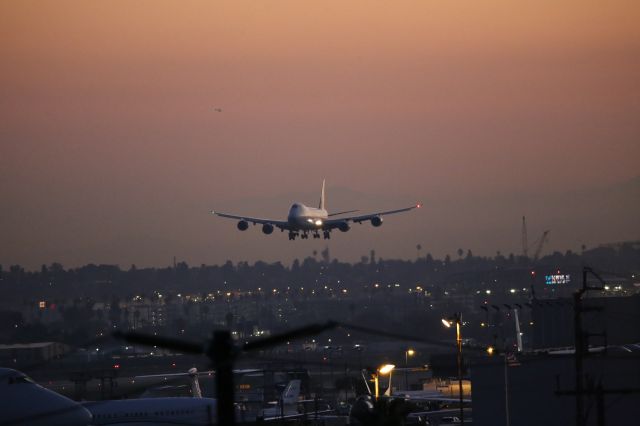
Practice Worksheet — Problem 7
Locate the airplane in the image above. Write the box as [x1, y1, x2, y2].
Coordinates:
[258, 379, 333, 421]
[85, 397, 217, 425]
[0, 367, 92, 426]
[87, 367, 270, 425]
[211, 180, 421, 240]
[258, 379, 301, 419]
[0, 367, 219, 426]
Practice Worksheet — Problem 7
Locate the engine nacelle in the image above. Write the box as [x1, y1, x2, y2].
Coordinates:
[237, 220, 249, 231]
[338, 221, 351, 232]
[370, 216, 383, 227]
[262, 224, 274, 235]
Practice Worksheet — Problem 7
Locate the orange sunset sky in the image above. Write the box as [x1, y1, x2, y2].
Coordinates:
[1, 1, 639, 268]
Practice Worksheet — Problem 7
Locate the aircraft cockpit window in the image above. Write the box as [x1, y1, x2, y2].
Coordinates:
[8, 375, 35, 384]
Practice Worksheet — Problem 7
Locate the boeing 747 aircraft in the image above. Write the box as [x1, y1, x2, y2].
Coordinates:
[0, 367, 219, 426]
[211, 181, 421, 240]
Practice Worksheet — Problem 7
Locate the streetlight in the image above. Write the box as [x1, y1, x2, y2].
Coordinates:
[374, 364, 395, 399]
[442, 312, 464, 424]
[405, 349, 415, 390]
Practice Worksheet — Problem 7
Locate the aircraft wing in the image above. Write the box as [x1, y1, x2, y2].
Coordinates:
[399, 394, 472, 403]
[210, 211, 292, 230]
[323, 203, 421, 228]
[262, 409, 334, 421]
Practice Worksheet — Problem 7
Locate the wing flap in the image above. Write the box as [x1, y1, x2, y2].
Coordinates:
[210, 211, 291, 230]
[323, 203, 421, 227]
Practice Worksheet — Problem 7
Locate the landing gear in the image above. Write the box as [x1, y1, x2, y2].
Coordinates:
[289, 230, 330, 240]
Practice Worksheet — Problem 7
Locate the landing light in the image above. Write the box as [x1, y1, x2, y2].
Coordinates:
[315, 219, 323, 226]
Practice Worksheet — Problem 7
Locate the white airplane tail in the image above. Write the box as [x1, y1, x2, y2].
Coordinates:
[281, 379, 301, 404]
[318, 179, 326, 210]
[188, 368, 202, 398]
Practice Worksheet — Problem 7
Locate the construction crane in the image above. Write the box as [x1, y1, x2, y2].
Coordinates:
[521, 216, 550, 261]
[532, 230, 550, 262]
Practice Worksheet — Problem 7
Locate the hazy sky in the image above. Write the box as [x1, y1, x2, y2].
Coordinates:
[1, 1, 639, 269]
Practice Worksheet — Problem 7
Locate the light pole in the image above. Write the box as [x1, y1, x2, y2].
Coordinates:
[442, 313, 464, 424]
[375, 364, 395, 399]
[404, 348, 415, 390]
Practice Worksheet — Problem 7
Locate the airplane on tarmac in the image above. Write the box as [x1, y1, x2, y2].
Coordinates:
[0, 368, 92, 426]
[0, 367, 218, 425]
[0, 367, 318, 426]
[258, 379, 333, 421]
[259, 379, 302, 419]
[211, 180, 421, 240]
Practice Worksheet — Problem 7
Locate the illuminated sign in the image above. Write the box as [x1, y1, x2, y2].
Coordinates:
[545, 274, 571, 285]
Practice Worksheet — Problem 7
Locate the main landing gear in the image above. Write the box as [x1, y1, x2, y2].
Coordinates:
[288, 230, 331, 240]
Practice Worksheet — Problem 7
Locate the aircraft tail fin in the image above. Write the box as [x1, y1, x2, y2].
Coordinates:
[188, 368, 202, 398]
[282, 379, 301, 404]
[319, 179, 326, 210]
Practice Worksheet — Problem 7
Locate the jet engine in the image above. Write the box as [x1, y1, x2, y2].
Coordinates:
[338, 221, 351, 232]
[237, 220, 249, 231]
[262, 224, 274, 235]
[370, 216, 383, 227]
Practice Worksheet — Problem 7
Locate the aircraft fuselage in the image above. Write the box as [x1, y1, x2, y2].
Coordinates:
[287, 203, 328, 230]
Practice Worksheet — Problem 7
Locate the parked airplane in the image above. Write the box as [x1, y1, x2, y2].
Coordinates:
[88, 367, 273, 425]
[258, 379, 333, 421]
[0, 368, 92, 426]
[211, 180, 421, 240]
[0, 367, 219, 426]
[84, 397, 217, 426]
[259, 379, 302, 419]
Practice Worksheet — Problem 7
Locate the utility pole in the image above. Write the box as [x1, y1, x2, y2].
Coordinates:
[555, 267, 613, 426]
[454, 314, 464, 425]
[504, 353, 510, 426]
[556, 266, 640, 426]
